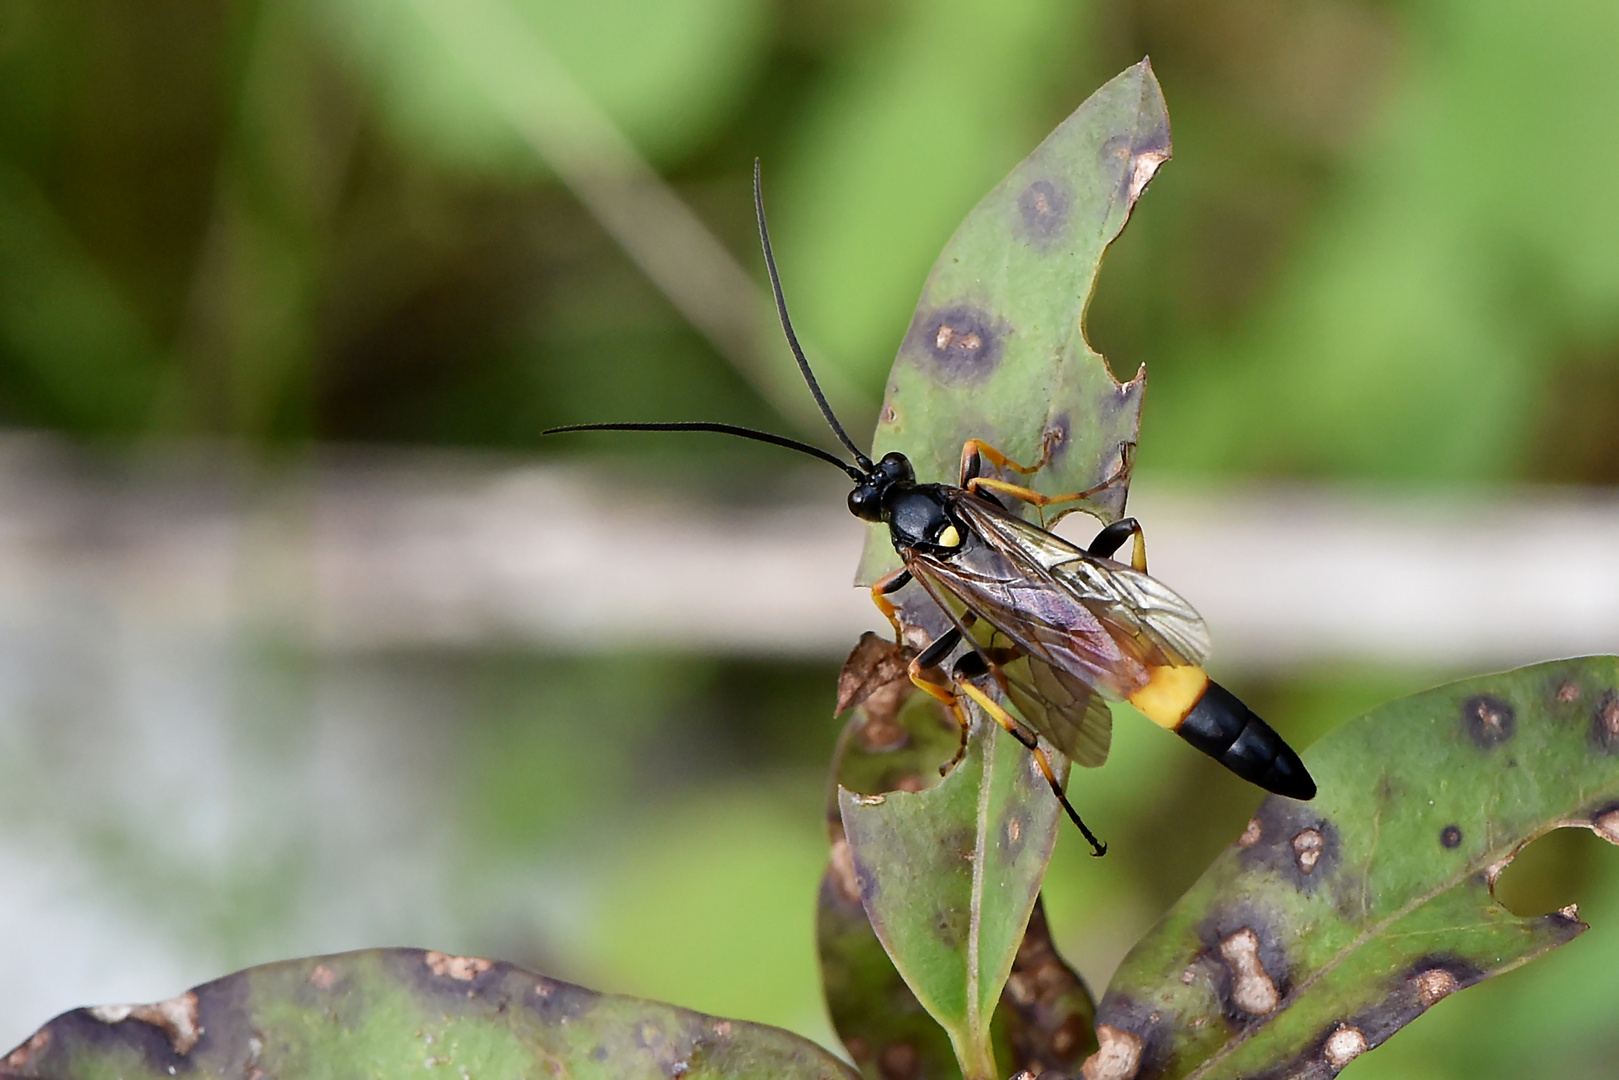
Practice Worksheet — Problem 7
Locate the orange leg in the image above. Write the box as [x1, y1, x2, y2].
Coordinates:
[959, 435, 1060, 483]
[907, 653, 971, 773]
[954, 680, 1107, 856]
[868, 566, 911, 642]
[963, 440, 1134, 527]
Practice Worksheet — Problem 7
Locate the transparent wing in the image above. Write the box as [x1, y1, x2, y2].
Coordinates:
[949, 493, 1212, 668]
[906, 537, 1131, 766]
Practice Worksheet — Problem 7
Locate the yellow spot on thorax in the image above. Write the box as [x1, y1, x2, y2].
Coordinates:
[937, 524, 961, 548]
[1129, 665, 1209, 729]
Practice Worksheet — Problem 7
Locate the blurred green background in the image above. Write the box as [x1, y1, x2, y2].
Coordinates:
[1, 0, 1618, 1077]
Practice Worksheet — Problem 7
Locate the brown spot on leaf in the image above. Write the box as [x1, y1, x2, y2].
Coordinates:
[1080, 1024, 1143, 1080]
[1463, 694, 1516, 749]
[1292, 828, 1324, 874]
[1557, 681, 1582, 703]
[1410, 967, 1458, 1006]
[1218, 929, 1279, 1016]
[1440, 824, 1463, 849]
[4, 1029, 49, 1070]
[1323, 1025, 1368, 1068]
[424, 951, 492, 980]
[1128, 150, 1169, 205]
[1592, 805, 1619, 845]
[309, 963, 336, 989]
[1237, 817, 1262, 848]
[1592, 690, 1619, 752]
[878, 1040, 918, 1080]
[87, 992, 202, 1055]
[880, 403, 896, 424]
[1001, 808, 1029, 862]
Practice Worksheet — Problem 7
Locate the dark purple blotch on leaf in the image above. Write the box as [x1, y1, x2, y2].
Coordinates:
[1016, 179, 1072, 249]
[1237, 796, 1340, 894]
[1090, 992, 1174, 1078]
[904, 305, 1006, 383]
[1589, 689, 1619, 754]
[1462, 694, 1516, 750]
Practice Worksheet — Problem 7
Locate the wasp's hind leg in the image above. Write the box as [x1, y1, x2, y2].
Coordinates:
[1088, 516, 1147, 573]
[963, 440, 1135, 527]
[950, 672, 1108, 857]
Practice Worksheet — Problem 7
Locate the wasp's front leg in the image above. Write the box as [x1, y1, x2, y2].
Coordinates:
[905, 625, 971, 771]
[868, 567, 912, 642]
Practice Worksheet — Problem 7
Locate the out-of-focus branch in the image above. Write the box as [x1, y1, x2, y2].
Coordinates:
[407, 0, 872, 441]
[2, 435, 1617, 672]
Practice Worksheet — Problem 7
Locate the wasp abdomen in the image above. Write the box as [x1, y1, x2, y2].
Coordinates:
[1178, 681, 1316, 800]
[1129, 667, 1316, 801]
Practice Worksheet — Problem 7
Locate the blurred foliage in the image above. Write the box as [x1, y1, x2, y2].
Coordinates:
[2, 0, 1617, 478]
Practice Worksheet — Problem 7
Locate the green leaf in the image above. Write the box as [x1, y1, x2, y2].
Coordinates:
[839, 713, 1063, 1080]
[820, 642, 977, 1080]
[817, 636, 1098, 1080]
[2, 949, 858, 1080]
[1092, 656, 1619, 1080]
[857, 58, 1166, 584]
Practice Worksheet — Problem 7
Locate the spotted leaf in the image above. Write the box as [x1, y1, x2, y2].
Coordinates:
[818, 640, 1097, 1079]
[856, 59, 1164, 585]
[838, 711, 1065, 1080]
[1090, 656, 1619, 1080]
[2, 949, 858, 1080]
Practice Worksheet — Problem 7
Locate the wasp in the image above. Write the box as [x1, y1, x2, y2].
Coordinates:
[549, 164, 1316, 855]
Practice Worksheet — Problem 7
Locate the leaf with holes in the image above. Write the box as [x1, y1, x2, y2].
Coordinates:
[839, 710, 1065, 1080]
[855, 58, 1164, 586]
[2, 949, 859, 1080]
[1086, 656, 1619, 1080]
[818, 637, 1097, 1080]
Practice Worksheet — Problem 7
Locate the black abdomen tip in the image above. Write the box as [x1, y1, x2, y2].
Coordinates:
[1177, 681, 1316, 801]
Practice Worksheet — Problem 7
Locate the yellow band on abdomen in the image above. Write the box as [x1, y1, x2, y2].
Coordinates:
[1128, 665, 1210, 729]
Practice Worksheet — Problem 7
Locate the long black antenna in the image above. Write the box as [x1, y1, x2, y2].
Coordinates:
[753, 160, 873, 472]
[543, 422, 866, 481]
